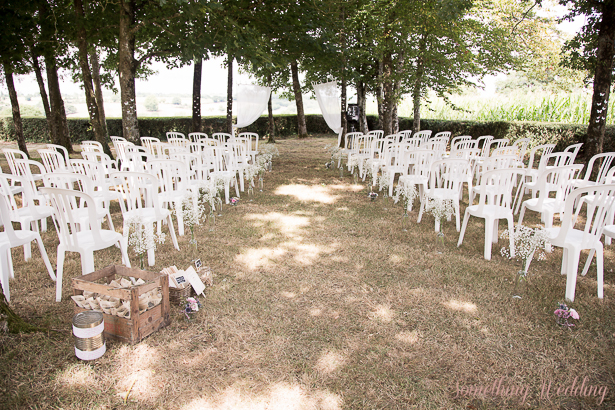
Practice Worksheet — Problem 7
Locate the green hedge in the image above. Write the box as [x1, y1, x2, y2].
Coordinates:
[1, 115, 613, 157]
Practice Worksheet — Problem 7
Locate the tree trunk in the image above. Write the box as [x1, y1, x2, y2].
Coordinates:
[585, 3, 615, 161]
[192, 56, 202, 133]
[376, 60, 384, 130]
[267, 74, 275, 143]
[3, 63, 28, 155]
[392, 105, 399, 134]
[31, 54, 53, 140]
[357, 80, 368, 134]
[290, 60, 308, 138]
[89, 49, 112, 157]
[74, 0, 108, 156]
[412, 33, 428, 133]
[381, 53, 394, 136]
[45, 55, 72, 153]
[119, 0, 139, 142]
[226, 54, 233, 135]
[341, 76, 347, 136]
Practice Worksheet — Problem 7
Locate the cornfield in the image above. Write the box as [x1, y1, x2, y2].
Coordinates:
[393, 91, 614, 125]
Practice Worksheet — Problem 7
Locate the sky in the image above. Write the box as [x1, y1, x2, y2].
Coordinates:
[10, 4, 586, 99]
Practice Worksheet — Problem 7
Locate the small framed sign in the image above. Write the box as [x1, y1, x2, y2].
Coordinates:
[194, 259, 202, 269]
[183, 266, 206, 296]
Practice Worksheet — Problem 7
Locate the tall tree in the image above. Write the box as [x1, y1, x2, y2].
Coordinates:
[2, 63, 28, 155]
[561, 0, 615, 160]
[73, 0, 112, 156]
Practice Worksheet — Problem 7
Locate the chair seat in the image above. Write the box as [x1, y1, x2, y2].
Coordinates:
[66, 229, 124, 251]
[543, 227, 602, 250]
[465, 204, 512, 219]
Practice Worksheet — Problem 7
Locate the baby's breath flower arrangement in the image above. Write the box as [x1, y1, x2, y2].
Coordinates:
[324, 145, 342, 170]
[394, 183, 418, 214]
[424, 197, 455, 242]
[500, 225, 549, 298]
[378, 173, 391, 198]
[175, 192, 206, 259]
[126, 216, 166, 269]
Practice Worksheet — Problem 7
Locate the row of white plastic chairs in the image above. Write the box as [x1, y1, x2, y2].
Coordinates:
[0, 133, 263, 302]
[338, 132, 615, 302]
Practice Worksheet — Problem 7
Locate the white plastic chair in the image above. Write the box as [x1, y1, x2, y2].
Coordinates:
[571, 152, 615, 190]
[0, 195, 56, 302]
[457, 168, 521, 260]
[397, 149, 434, 211]
[563, 143, 583, 164]
[149, 159, 192, 236]
[80, 141, 104, 153]
[47, 143, 70, 161]
[0, 172, 53, 236]
[535, 184, 615, 302]
[188, 132, 209, 143]
[239, 132, 260, 163]
[413, 130, 432, 145]
[41, 187, 131, 301]
[205, 145, 240, 203]
[38, 148, 69, 173]
[140, 136, 160, 154]
[418, 158, 472, 232]
[517, 165, 584, 229]
[111, 171, 180, 266]
[212, 133, 232, 145]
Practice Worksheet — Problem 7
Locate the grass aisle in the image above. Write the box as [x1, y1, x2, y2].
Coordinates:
[1, 136, 614, 409]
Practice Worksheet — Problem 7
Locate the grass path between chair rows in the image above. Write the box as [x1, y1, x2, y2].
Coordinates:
[1, 136, 614, 409]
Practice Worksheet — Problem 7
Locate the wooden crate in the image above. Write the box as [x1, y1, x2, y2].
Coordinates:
[72, 265, 170, 345]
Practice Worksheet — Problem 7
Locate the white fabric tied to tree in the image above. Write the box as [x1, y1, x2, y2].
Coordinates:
[313, 81, 343, 145]
[234, 84, 272, 130]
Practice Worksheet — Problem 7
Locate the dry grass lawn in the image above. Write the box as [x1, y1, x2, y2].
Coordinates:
[1, 136, 614, 409]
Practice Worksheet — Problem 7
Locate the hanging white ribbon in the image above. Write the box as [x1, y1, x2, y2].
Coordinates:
[234, 84, 272, 129]
[313, 81, 343, 145]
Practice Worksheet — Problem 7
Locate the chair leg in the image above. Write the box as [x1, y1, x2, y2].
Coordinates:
[81, 252, 95, 275]
[147, 248, 156, 266]
[56, 248, 65, 302]
[35, 236, 56, 281]
[119, 237, 131, 268]
[457, 211, 470, 248]
[564, 249, 580, 302]
[176, 202, 185, 236]
[0, 249, 10, 302]
[484, 217, 493, 260]
[581, 249, 595, 277]
[7, 248, 14, 279]
[167, 216, 180, 251]
[596, 246, 604, 299]
[506, 216, 515, 259]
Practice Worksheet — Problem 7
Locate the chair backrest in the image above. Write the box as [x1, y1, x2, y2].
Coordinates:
[581, 152, 615, 184]
[473, 168, 522, 211]
[0, 173, 27, 218]
[476, 135, 494, 158]
[37, 148, 67, 173]
[212, 133, 232, 145]
[111, 171, 164, 216]
[481, 154, 518, 173]
[563, 143, 583, 163]
[188, 132, 208, 143]
[80, 141, 104, 153]
[539, 152, 574, 171]
[12, 159, 45, 198]
[2, 148, 28, 175]
[238, 132, 259, 153]
[140, 137, 160, 154]
[166, 132, 186, 140]
[527, 144, 556, 170]
[409, 150, 435, 177]
[46, 144, 70, 163]
[0, 194, 21, 243]
[124, 146, 152, 172]
[40, 187, 105, 249]
[555, 184, 615, 248]
[114, 139, 135, 164]
[399, 130, 412, 140]
[432, 131, 451, 144]
[428, 158, 471, 192]
[367, 130, 384, 139]
[80, 151, 116, 175]
[451, 148, 481, 161]
[511, 138, 531, 161]
[149, 159, 189, 196]
[413, 130, 432, 144]
[491, 146, 519, 158]
[450, 136, 471, 151]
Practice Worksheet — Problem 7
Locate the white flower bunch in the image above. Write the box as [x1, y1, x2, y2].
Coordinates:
[197, 180, 220, 212]
[394, 183, 418, 208]
[500, 225, 548, 273]
[256, 154, 271, 173]
[177, 192, 206, 229]
[425, 197, 454, 228]
[378, 173, 390, 192]
[127, 216, 166, 258]
[260, 144, 279, 158]
[324, 144, 342, 160]
[244, 163, 261, 184]
[348, 156, 365, 174]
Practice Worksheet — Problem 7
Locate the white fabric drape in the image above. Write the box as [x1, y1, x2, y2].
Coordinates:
[235, 84, 272, 129]
[313, 81, 343, 145]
